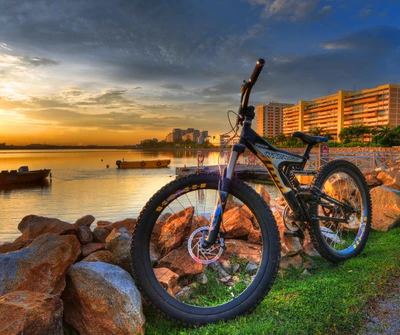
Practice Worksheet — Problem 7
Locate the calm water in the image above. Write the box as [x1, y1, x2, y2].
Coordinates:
[0, 149, 278, 243]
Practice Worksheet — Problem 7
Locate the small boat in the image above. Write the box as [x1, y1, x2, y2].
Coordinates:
[116, 159, 171, 169]
[0, 166, 51, 185]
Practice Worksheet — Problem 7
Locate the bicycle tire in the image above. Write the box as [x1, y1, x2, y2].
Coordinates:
[131, 173, 280, 325]
[309, 160, 371, 263]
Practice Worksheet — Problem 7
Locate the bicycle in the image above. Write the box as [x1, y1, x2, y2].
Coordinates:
[131, 59, 372, 325]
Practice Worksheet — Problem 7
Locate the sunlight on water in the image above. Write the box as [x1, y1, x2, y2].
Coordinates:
[0, 149, 278, 242]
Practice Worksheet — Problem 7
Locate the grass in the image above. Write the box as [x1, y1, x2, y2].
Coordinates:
[143, 227, 400, 335]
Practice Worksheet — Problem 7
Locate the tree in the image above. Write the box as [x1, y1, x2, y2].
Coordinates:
[309, 127, 325, 136]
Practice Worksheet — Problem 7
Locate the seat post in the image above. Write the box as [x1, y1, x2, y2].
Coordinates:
[303, 144, 314, 160]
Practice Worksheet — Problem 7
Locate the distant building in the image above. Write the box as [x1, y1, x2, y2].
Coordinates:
[282, 83, 400, 141]
[165, 127, 209, 143]
[209, 134, 240, 146]
[256, 102, 294, 137]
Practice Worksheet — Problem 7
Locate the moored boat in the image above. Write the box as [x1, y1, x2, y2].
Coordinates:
[116, 159, 171, 169]
[0, 166, 51, 185]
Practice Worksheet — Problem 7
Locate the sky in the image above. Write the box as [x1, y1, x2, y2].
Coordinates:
[0, 0, 400, 146]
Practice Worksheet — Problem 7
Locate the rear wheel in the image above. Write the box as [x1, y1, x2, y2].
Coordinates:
[309, 160, 371, 263]
[131, 173, 280, 325]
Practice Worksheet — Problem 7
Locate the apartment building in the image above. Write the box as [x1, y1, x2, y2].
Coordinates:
[256, 102, 294, 137]
[282, 84, 400, 140]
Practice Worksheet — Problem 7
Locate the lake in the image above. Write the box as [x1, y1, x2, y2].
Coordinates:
[0, 149, 279, 243]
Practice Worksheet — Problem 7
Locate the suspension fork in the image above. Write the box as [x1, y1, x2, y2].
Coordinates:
[204, 144, 246, 245]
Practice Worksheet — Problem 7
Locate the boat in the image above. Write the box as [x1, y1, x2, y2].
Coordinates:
[0, 166, 51, 185]
[116, 159, 171, 169]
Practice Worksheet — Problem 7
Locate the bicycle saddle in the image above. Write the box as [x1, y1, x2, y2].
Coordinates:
[292, 131, 328, 145]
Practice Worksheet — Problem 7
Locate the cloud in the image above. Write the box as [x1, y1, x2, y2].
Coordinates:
[320, 26, 400, 51]
[248, 0, 329, 21]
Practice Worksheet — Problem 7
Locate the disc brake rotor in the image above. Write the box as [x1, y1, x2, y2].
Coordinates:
[188, 226, 224, 264]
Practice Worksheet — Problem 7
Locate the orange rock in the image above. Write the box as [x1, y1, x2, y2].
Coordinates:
[371, 186, 400, 231]
[106, 218, 137, 235]
[0, 291, 63, 335]
[0, 239, 33, 254]
[222, 207, 253, 238]
[280, 254, 303, 270]
[16, 215, 77, 243]
[376, 170, 400, 191]
[0, 233, 81, 295]
[92, 228, 110, 243]
[154, 267, 179, 289]
[158, 242, 203, 276]
[159, 207, 194, 255]
[256, 184, 271, 205]
[74, 215, 95, 228]
[82, 243, 106, 257]
[222, 239, 262, 264]
[82, 250, 114, 264]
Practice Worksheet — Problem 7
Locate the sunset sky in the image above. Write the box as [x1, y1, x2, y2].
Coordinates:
[1, 0, 400, 145]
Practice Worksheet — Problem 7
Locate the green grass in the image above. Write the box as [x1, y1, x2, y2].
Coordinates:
[144, 228, 400, 335]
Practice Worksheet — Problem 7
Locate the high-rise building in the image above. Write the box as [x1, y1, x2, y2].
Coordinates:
[256, 102, 294, 137]
[282, 84, 400, 141]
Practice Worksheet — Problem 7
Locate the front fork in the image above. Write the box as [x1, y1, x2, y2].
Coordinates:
[204, 144, 245, 246]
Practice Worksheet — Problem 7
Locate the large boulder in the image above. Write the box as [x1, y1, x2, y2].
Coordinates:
[82, 243, 105, 257]
[63, 262, 145, 335]
[0, 233, 81, 296]
[0, 291, 63, 335]
[370, 186, 400, 231]
[77, 226, 93, 245]
[105, 229, 132, 274]
[15, 215, 76, 243]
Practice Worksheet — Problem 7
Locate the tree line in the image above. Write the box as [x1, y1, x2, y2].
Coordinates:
[264, 125, 400, 147]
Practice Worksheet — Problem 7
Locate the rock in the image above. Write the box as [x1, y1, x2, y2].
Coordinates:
[158, 242, 203, 276]
[0, 291, 63, 335]
[154, 267, 179, 289]
[77, 226, 93, 245]
[106, 218, 137, 235]
[74, 215, 95, 228]
[222, 207, 253, 238]
[273, 207, 303, 256]
[370, 186, 400, 231]
[0, 233, 81, 296]
[245, 261, 258, 275]
[0, 239, 33, 254]
[248, 228, 262, 244]
[302, 231, 320, 257]
[106, 229, 132, 274]
[94, 220, 112, 230]
[82, 250, 114, 264]
[365, 174, 382, 187]
[159, 207, 194, 255]
[280, 254, 303, 270]
[63, 262, 145, 335]
[256, 184, 271, 205]
[150, 242, 161, 265]
[82, 243, 105, 257]
[223, 239, 262, 264]
[376, 171, 400, 191]
[15, 215, 77, 243]
[93, 228, 110, 243]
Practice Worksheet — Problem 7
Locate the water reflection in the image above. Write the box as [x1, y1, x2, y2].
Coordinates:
[0, 149, 278, 243]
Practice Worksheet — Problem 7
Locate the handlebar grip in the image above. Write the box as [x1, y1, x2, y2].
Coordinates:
[249, 58, 265, 84]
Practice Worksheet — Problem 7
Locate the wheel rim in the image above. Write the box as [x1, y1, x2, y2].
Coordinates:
[316, 171, 367, 255]
[144, 185, 266, 309]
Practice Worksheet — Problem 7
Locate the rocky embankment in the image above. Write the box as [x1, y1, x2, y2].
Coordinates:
[0, 164, 399, 334]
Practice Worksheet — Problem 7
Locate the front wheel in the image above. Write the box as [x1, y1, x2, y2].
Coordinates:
[131, 173, 280, 325]
[309, 160, 371, 263]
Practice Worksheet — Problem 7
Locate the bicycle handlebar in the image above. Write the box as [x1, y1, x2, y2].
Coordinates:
[249, 58, 265, 84]
[240, 58, 265, 113]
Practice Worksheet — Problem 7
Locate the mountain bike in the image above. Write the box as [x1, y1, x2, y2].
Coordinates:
[131, 59, 371, 325]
